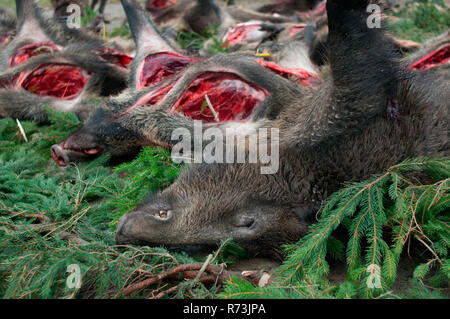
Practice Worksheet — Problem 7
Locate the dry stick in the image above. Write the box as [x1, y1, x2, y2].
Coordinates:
[59, 231, 89, 246]
[122, 263, 228, 296]
[205, 94, 220, 122]
[414, 234, 443, 266]
[16, 119, 28, 143]
[6, 210, 49, 223]
[194, 254, 213, 281]
[151, 285, 179, 299]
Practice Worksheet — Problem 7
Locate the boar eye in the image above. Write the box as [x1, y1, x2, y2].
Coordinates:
[155, 210, 172, 220]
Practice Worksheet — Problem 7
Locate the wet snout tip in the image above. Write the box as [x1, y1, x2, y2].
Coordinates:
[51, 144, 68, 167]
[115, 214, 129, 244]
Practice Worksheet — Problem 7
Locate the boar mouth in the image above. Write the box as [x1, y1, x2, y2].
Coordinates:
[115, 236, 215, 256]
[409, 43, 450, 71]
[51, 143, 104, 167]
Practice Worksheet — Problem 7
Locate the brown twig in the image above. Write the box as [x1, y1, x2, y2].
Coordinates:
[122, 263, 228, 296]
[6, 210, 49, 223]
[151, 285, 179, 299]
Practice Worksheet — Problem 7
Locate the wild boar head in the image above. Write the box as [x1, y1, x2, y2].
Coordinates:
[115, 150, 319, 259]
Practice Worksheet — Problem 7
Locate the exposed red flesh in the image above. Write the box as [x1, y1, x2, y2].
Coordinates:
[312, 3, 326, 15]
[9, 41, 60, 68]
[148, 0, 172, 9]
[288, 24, 306, 37]
[171, 72, 268, 122]
[139, 52, 198, 89]
[408, 44, 450, 71]
[22, 64, 88, 100]
[257, 59, 321, 87]
[117, 82, 176, 120]
[223, 23, 262, 47]
[97, 47, 133, 69]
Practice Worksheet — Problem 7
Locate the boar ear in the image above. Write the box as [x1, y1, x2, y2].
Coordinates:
[120, 0, 175, 56]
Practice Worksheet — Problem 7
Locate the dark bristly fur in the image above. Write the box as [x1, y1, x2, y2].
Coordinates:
[114, 0, 449, 258]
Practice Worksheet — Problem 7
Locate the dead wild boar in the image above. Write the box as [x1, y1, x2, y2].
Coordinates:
[114, 0, 449, 259]
[0, 0, 131, 122]
[51, 0, 321, 167]
[149, 0, 302, 48]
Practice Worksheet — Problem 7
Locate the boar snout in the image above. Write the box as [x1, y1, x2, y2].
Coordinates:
[51, 144, 70, 167]
[51, 141, 103, 167]
[115, 214, 131, 245]
[115, 211, 159, 246]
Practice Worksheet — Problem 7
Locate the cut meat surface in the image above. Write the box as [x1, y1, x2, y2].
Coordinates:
[139, 52, 198, 89]
[97, 47, 133, 69]
[117, 82, 176, 120]
[409, 44, 450, 71]
[9, 41, 60, 68]
[171, 72, 268, 122]
[223, 22, 267, 47]
[22, 64, 88, 100]
[257, 59, 321, 87]
[148, 0, 173, 9]
[288, 25, 306, 37]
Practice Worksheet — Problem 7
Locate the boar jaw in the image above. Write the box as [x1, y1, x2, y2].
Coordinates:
[51, 143, 104, 167]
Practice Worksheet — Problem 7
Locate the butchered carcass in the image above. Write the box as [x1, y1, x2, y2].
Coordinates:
[0, 0, 132, 122]
[51, 0, 322, 167]
[115, 0, 449, 258]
